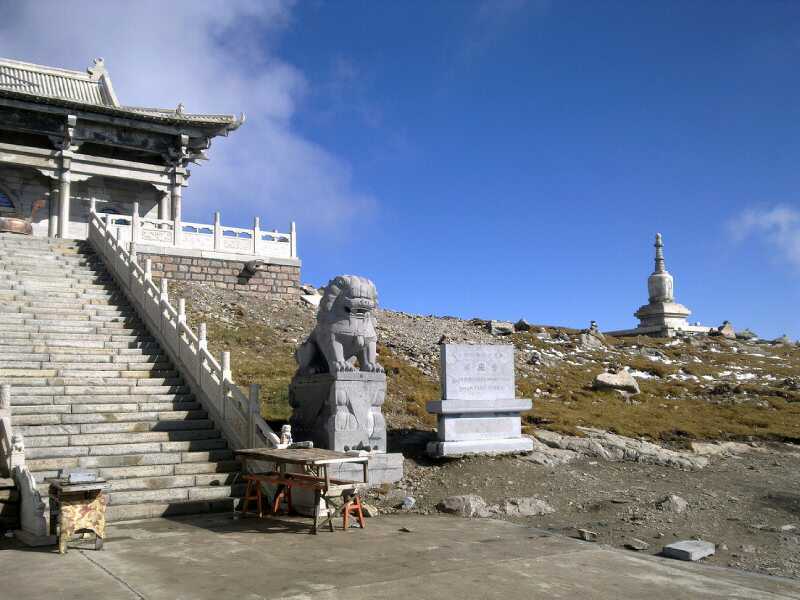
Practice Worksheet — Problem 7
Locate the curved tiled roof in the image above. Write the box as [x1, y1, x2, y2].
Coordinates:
[0, 57, 242, 130]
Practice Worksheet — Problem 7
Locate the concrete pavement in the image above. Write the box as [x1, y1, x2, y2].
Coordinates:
[1, 513, 798, 599]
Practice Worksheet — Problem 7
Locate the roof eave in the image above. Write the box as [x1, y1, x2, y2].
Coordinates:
[0, 88, 240, 132]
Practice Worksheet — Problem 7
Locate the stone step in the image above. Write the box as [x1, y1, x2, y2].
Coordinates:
[0, 345, 156, 356]
[23, 428, 221, 449]
[0, 335, 156, 347]
[0, 324, 143, 336]
[105, 498, 237, 523]
[0, 306, 133, 319]
[11, 401, 199, 420]
[25, 438, 226, 459]
[107, 472, 239, 492]
[0, 313, 134, 325]
[0, 369, 177, 380]
[0, 359, 171, 370]
[0, 353, 165, 365]
[0, 270, 111, 282]
[16, 419, 213, 437]
[107, 484, 244, 507]
[11, 394, 192, 409]
[26, 449, 234, 474]
[9, 383, 187, 398]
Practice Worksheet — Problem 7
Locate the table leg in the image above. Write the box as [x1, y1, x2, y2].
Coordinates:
[312, 489, 321, 535]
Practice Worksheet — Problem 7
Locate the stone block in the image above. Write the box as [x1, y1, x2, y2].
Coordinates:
[289, 372, 387, 452]
[427, 438, 533, 457]
[438, 415, 522, 442]
[441, 344, 515, 401]
[662, 540, 715, 561]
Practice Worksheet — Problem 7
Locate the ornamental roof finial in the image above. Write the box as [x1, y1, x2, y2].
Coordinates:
[654, 232, 665, 274]
[87, 57, 107, 78]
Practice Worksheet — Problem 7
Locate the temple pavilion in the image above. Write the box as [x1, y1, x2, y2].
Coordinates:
[0, 56, 242, 239]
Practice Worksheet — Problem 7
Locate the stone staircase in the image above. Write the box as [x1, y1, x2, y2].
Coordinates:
[0, 233, 244, 521]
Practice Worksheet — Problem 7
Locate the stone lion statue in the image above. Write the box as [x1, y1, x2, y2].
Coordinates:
[295, 275, 384, 375]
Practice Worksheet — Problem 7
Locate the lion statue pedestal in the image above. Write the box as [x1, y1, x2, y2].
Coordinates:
[288, 275, 402, 484]
[290, 371, 387, 452]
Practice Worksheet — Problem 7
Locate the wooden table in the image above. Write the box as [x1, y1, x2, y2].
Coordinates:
[47, 479, 108, 554]
[234, 448, 369, 533]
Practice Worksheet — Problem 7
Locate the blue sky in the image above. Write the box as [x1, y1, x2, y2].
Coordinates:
[2, 1, 799, 338]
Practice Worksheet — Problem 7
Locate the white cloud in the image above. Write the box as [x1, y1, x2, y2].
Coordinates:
[0, 0, 375, 236]
[729, 205, 800, 268]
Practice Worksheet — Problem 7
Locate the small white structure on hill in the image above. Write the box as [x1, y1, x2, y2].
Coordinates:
[607, 233, 711, 338]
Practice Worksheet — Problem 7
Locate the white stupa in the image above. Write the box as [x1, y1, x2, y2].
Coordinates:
[606, 234, 710, 338]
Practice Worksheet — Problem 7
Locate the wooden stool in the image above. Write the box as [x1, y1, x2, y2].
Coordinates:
[240, 475, 265, 518]
[341, 490, 365, 530]
[271, 483, 292, 515]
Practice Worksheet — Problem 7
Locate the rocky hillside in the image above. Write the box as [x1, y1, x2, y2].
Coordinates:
[174, 282, 800, 444]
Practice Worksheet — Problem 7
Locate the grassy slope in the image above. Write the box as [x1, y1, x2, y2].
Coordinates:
[180, 290, 800, 443]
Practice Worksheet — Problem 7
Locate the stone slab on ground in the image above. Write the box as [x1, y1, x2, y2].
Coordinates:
[427, 437, 533, 457]
[1, 514, 797, 599]
[663, 540, 716, 561]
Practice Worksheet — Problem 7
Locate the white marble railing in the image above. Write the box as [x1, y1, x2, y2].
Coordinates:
[87, 212, 280, 451]
[0, 384, 17, 477]
[93, 200, 297, 260]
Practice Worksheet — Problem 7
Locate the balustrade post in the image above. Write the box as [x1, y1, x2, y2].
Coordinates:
[221, 351, 232, 381]
[0, 384, 9, 411]
[249, 383, 261, 447]
[177, 298, 186, 324]
[253, 216, 260, 255]
[104, 214, 112, 230]
[144, 258, 152, 282]
[89, 198, 96, 215]
[131, 202, 140, 244]
[198, 323, 208, 350]
[213, 211, 222, 250]
[160, 278, 169, 304]
[290, 221, 297, 258]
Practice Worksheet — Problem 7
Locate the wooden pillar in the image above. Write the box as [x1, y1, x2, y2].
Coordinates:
[57, 159, 71, 239]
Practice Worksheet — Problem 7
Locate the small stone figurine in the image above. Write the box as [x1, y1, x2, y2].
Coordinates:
[280, 424, 293, 447]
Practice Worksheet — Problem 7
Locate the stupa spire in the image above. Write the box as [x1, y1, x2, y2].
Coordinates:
[654, 233, 665, 274]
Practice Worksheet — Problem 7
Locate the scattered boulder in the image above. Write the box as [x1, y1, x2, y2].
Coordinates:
[690, 441, 754, 457]
[657, 494, 688, 514]
[625, 538, 650, 551]
[521, 436, 578, 466]
[514, 319, 531, 332]
[533, 428, 709, 470]
[577, 529, 598, 542]
[593, 369, 640, 395]
[736, 328, 757, 341]
[488, 320, 514, 336]
[438, 495, 490, 518]
[773, 334, 793, 346]
[401, 496, 416, 510]
[716, 321, 736, 339]
[527, 351, 558, 368]
[360, 503, 380, 518]
[579, 333, 605, 350]
[503, 497, 554, 517]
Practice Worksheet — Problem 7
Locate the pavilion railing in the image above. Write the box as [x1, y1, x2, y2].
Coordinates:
[87, 209, 280, 451]
[92, 199, 297, 260]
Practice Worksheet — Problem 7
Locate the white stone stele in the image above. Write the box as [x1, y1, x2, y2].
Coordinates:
[427, 344, 533, 458]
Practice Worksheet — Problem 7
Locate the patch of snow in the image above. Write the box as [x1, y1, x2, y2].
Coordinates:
[629, 369, 657, 379]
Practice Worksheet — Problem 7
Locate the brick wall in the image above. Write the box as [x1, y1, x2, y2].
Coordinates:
[140, 252, 300, 299]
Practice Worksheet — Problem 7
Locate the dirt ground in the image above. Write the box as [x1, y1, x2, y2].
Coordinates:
[370, 432, 800, 580]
